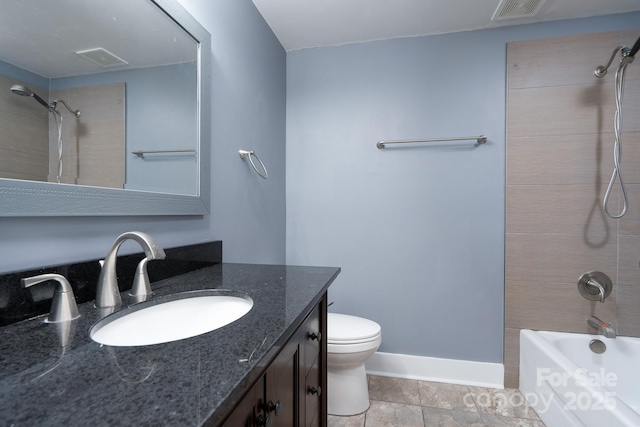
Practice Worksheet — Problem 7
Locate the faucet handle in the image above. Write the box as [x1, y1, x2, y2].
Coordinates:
[578, 271, 612, 303]
[21, 273, 80, 323]
[130, 257, 153, 299]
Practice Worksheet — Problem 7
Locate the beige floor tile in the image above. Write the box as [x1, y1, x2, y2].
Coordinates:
[368, 375, 421, 406]
[328, 377, 547, 427]
[480, 413, 547, 427]
[422, 407, 484, 426]
[328, 413, 366, 427]
[364, 400, 423, 427]
[468, 387, 540, 420]
[417, 381, 476, 412]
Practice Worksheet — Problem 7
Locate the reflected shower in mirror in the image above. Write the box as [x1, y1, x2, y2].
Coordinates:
[9, 83, 82, 185]
[0, 0, 199, 197]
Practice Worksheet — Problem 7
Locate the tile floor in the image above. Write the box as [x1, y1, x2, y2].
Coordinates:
[328, 375, 546, 427]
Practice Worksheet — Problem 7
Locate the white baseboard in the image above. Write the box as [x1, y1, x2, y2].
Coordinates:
[365, 351, 504, 389]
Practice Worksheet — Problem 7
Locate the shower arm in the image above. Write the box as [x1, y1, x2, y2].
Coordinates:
[594, 46, 626, 78]
[50, 99, 81, 118]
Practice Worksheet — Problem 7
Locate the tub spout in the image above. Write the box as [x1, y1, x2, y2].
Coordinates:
[587, 316, 616, 338]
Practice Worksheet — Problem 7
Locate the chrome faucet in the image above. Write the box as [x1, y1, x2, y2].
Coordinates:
[95, 231, 166, 308]
[587, 316, 616, 339]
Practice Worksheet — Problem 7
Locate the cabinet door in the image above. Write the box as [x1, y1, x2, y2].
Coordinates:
[264, 340, 299, 427]
[305, 357, 321, 427]
[300, 300, 327, 427]
[221, 376, 264, 427]
[301, 305, 321, 371]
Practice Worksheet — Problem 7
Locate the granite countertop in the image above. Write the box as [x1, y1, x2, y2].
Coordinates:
[0, 263, 340, 426]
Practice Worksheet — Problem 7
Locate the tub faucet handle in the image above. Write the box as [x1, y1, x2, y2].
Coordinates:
[587, 279, 606, 303]
[21, 273, 80, 323]
[578, 271, 612, 303]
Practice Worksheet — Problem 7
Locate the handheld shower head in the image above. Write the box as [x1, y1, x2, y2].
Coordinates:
[10, 84, 81, 118]
[10, 84, 33, 97]
[10, 84, 51, 109]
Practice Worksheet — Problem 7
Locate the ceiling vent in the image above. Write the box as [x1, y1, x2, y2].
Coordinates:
[492, 0, 545, 20]
[76, 48, 128, 68]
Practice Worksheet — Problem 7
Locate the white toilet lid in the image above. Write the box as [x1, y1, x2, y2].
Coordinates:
[328, 313, 381, 343]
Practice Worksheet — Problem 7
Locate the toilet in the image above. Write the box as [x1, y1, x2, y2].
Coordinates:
[327, 313, 382, 416]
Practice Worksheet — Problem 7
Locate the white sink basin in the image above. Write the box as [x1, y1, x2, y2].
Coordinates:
[90, 290, 253, 346]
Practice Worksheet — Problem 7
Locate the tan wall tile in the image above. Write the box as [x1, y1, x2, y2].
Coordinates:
[49, 83, 125, 188]
[68, 120, 126, 157]
[619, 132, 640, 184]
[506, 184, 617, 235]
[618, 285, 640, 337]
[505, 280, 616, 331]
[504, 328, 521, 389]
[0, 74, 49, 179]
[618, 235, 640, 286]
[66, 83, 125, 120]
[619, 184, 640, 235]
[619, 80, 640, 133]
[508, 31, 620, 89]
[508, 83, 615, 138]
[505, 233, 617, 285]
[0, 148, 48, 181]
[507, 134, 614, 186]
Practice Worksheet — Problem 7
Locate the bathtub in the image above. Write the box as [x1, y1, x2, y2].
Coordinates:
[519, 329, 640, 427]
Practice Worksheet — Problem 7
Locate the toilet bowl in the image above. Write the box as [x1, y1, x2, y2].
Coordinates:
[327, 313, 382, 416]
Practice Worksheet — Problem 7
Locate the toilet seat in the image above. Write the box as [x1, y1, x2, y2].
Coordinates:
[328, 313, 381, 345]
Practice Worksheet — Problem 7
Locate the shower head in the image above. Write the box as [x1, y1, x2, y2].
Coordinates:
[10, 84, 33, 97]
[10, 84, 51, 109]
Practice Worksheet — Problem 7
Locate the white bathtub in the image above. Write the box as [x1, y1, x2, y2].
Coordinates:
[519, 329, 640, 427]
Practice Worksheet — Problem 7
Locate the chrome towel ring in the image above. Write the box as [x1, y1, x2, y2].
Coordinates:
[239, 150, 268, 179]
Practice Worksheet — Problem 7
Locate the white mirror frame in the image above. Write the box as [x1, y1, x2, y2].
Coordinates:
[0, 0, 211, 216]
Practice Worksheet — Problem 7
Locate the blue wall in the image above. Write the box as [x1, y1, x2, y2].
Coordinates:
[286, 13, 640, 363]
[53, 63, 199, 195]
[0, 0, 286, 272]
[0, 59, 48, 88]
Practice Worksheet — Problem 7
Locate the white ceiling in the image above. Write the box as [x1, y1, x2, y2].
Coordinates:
[0, 0, 196, 79]
[252, 0, 640, 51]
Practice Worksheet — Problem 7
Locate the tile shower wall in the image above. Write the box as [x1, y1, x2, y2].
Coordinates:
[0, 73, 48, 181]
[505, 29, 640, 388]
[0, 77, 125, 188]
[49, 83, 125, 188]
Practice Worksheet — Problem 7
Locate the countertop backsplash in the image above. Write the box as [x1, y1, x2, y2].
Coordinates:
[0, 240, 222, 326]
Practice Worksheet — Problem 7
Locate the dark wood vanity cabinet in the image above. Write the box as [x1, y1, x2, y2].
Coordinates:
[299, 302, 323, 427]
[220, 296, 327, 427]
[220, 374, 264, 427]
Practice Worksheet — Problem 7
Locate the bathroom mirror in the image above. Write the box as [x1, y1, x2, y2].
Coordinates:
[0, 0, 211, 216]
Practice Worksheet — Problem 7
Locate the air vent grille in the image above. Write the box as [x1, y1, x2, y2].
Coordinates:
[76, 48, 128, 68]
[492, 0, 545, 20]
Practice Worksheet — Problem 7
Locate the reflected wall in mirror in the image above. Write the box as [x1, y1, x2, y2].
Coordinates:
[0, 0, 211, 216]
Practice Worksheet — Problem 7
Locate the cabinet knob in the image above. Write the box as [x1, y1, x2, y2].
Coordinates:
[308, 386, 322, 396]
[266, 400, 281, 416]
[256, 414, 272, 427]
[308, 332, 321, 342]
